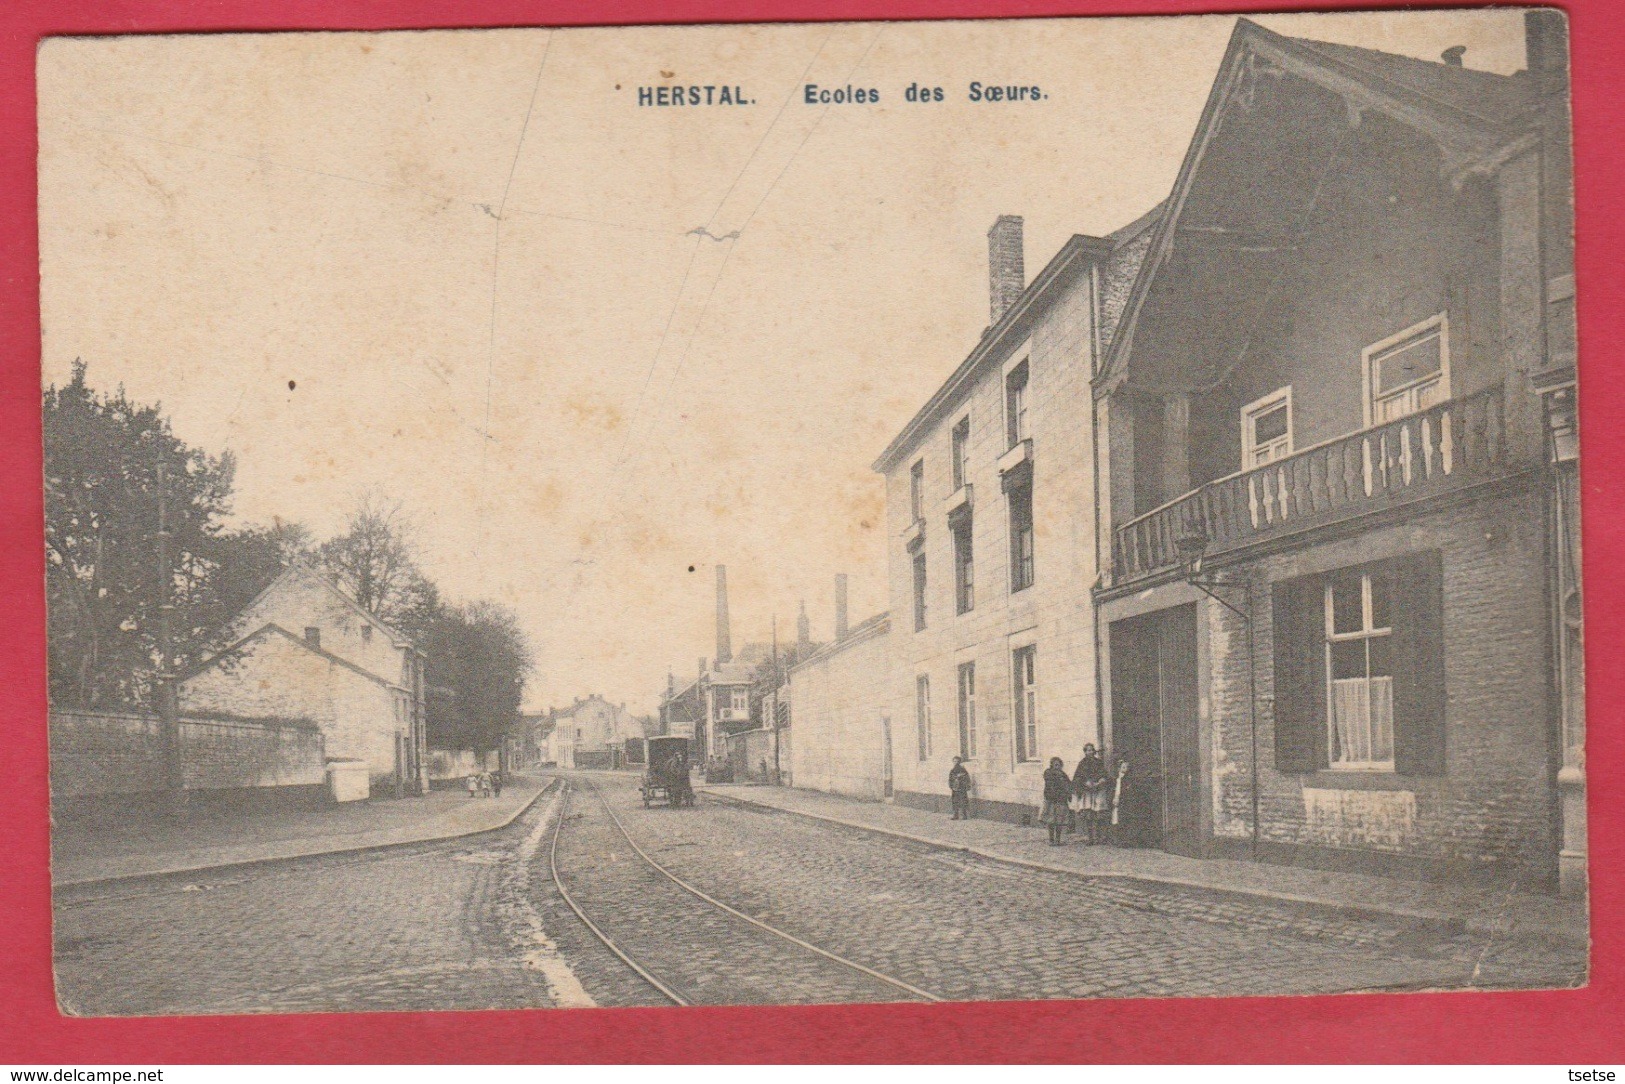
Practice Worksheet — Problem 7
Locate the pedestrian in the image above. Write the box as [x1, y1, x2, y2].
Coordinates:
[465, 772, 479, 799]
[1073, 743, 1110, 845]
[478, 770, 493, 798]
[1041, 757, 1073, 846]
[491, 769, 504, 798]
[948, 756, 972, 820]
[1110, 755, 1131, 844]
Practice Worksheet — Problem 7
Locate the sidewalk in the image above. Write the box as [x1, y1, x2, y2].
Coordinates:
[52, 775, 553, 887]
[702, 782, 1588, 949]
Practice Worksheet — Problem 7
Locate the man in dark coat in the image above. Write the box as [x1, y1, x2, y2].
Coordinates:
[948, 757, 972, 820]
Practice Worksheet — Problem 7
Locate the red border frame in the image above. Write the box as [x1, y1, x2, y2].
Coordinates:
[2, 0, 1620, 1064]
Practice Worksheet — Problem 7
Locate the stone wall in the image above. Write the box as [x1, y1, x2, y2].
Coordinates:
[49, 710, 326, 799]
[884, 246, 1102, 813]
[787, 616, 893, 800]
[179, 628, 405, 783]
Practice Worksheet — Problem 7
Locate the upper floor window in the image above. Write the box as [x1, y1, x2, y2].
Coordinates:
[1006, 359, 1030, 447]
[1009, 479, 1034, 592]
[909, 459, 925, 522]
[952, 517, 975, 615]
[730, 688, 748, 713]
[912, 550, 928, 631]
[1365, 313, 1449, 426]
[951, 416, 970, 491]
[1242, 387, 1293, 469]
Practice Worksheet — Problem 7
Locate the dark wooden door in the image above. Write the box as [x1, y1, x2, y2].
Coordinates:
[1109, 613, 1164, 847]
[1157, 604, 1203, 856]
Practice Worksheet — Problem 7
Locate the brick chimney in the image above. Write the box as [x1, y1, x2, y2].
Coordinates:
[797, 600, 811, 653]
[1525, 9, 1569, 94]
[715, 564, 732, 665]
[835, 574, 849, 640]
[987, 215, 1025, 323]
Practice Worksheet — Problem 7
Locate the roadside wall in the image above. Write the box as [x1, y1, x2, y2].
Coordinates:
[49, 710, 326, 799]
[787, 615, 893, 800]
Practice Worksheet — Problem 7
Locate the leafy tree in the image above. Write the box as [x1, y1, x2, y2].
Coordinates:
[207, 519, 313, 631]
[45, 362, 237, 709]
[421, 600, 532, 752]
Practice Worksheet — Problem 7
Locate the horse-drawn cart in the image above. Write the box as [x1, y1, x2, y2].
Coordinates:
[641, 736, 696, 808]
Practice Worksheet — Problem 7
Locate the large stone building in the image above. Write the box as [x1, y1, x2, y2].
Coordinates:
[175, 564, 428, 796]
[788, 16, 1581, 896]
[1092, 16, 1581, 892]
[870, 214, 1145, 818]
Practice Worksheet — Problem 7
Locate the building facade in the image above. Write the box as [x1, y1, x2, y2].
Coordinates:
[871, 216, 1142, 819]
[176, 564, 428, 795]
[1092, 17, 1580, 891]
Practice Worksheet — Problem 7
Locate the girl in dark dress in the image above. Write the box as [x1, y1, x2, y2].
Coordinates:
[1073, 744, 1109, 844]
[1040, 757, 1072, 846]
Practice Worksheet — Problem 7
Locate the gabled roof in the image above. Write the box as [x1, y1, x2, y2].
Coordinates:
[177, 622, 401, 690]
[231, 562, 419, 651]
[1096, 18, 1536, 395]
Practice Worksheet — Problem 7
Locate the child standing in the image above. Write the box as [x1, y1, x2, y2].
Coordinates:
[1041, 757, 1073, 846]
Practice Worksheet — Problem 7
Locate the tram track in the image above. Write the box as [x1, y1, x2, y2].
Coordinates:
[546, 774, 946, 1007]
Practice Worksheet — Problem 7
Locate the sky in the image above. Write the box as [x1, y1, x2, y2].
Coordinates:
[38, 9, 1529, 713]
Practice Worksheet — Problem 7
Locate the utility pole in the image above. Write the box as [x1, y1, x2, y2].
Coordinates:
[770, 614, 781, 786]
[155, 454, 185, 814]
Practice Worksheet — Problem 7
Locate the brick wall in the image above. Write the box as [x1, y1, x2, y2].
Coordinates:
[1203, 483, 1555, 882]
[49, 710, 326, 799]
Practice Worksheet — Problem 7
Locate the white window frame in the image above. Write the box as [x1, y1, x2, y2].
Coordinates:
[1324, 572, 1396, 771]
[1363, 313, 1451, 428]
[1013, 644, 1038, 762]
[951, 416, 970, 492]
[912, 549, 928, 631]
[957, 661, 978, 760]
[909, 459, 925, 523]
[1240, 386, 1294, 470]
[1005, 356, 1031, 448]
[730, 687, 748, 713]
[915, 674, 932, 761]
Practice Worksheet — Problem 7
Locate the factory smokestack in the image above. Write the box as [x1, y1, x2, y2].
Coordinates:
[715, 565, 732, 665]
[835, 573, 849, 640]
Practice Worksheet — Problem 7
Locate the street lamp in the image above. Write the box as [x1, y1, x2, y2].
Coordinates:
[1175, 528, 1261, 860]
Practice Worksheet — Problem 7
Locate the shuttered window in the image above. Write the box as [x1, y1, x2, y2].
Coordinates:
[1272, 551, 1445, 775]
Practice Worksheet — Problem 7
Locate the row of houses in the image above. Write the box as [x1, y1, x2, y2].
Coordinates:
[510, 695, 655, 770]
[752, 15, 1581, 896]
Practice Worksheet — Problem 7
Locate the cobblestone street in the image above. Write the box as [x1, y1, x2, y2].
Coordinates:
[52, 772, 1586, 1016]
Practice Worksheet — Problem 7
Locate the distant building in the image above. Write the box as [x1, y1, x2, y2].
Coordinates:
[175, 563, 428, 795]
[541, 695, 650, 769]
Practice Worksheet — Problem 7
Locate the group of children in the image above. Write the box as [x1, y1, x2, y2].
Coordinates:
[1042, 746, 1124, 846]
[947, 745, 1127, 847]
[464, 769, 504, 799]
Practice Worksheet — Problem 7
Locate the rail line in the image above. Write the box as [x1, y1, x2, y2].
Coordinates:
[547, 775, 946, 1006]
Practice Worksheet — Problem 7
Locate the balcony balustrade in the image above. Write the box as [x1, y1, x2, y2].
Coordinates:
[1111, 387, 1506, 583]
